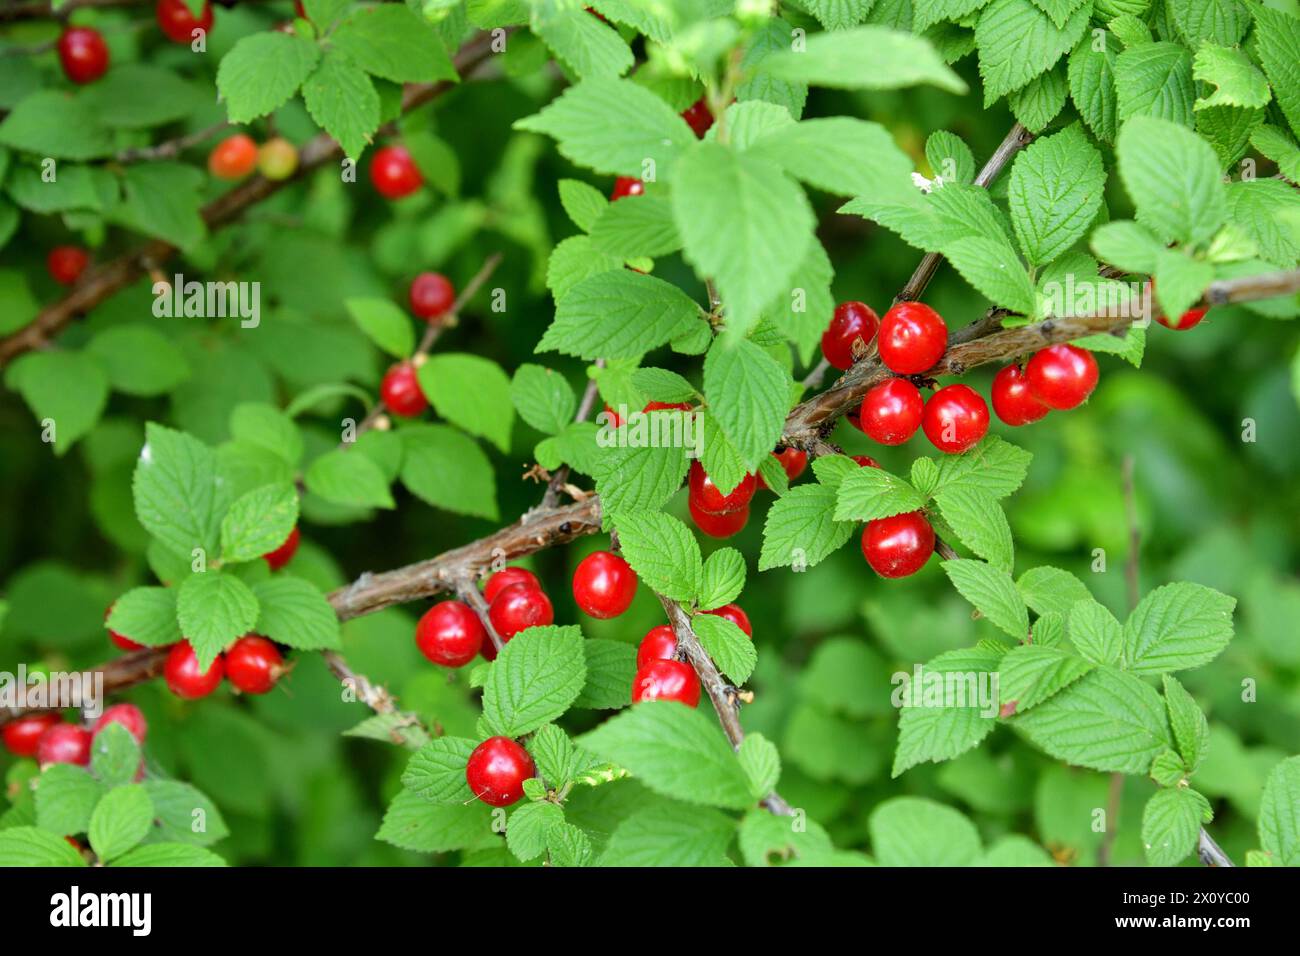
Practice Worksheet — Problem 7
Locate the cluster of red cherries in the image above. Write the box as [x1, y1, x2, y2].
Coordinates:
[1, 702, 149, 771]
[56, 0, 215, 84]
[371, 272, 458, 418]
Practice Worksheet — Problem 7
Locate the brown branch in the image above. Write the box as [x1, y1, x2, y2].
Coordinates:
[456, 579, 506, 655]
[114, 121, 231, 164]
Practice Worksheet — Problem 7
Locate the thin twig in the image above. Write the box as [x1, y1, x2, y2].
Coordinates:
[539, 358, 604, 510]
[456, 578, 505, 655]
[114, 121, 230, 163]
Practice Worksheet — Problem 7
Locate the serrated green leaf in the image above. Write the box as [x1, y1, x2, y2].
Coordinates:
[251, 575, 341, 651]
[1123, 582, 1236, 675]
[177, 571, 259, 669]
[481, 626, 587, 737]
[759, 484, 856, 571]
[417, 354, 514, 452]
[692, 612, 756, 685]
[610, 510, 701, 602]
[942, 559, 1029, 640]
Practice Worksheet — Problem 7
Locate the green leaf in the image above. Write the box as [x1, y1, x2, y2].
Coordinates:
[481, 625, 587, 737]
[90, 724, 141, 789]
[759, 484, 857, 571]
[931, 436, 1032, 498]
[577, 702, 754, 809]
[528, 723, 576, 789]
[1252, 6, 1300, 140]
[4, 351, 108, 456]
[1192, 44, 1270, 112]
[692, 612, 757, 685]
[376, 790, 492, 853]
[230, 403, 302, 467]
[572, 638, 638, 710]
[758, 25, 967, 94]
[417, 354, 514, 452]
[925, 129, 976, 185]
[589, 437, 690, 516]
[870, 797, 981, 865]
[589, 193, 682, 258]
[1225, 179, 1300, 268]
[1017, 565, 1092, 617]
[1162, 675, 1209, 772]
[1258, 756, 1300, 866]
[88, 785, 154, 863]
[345, 298, 415, 359]
[506, 801, 565, 862]
[599, 802, 736, 866]
[401, 737, 476, 805]
[997, 644, 1095, 714]
[177, 571, 260, 669]
[1142, 787, 1209, 866]
[834, 466, 928, 522]
[86, 325, 191, 398]
[1008, 125, 1106, 266]
[1067, 30, 1121, 143]
[141, 780, 228, 847]
[943, 234, 1037, 314]
[133, 423, 223, 558]
[547, 822, 595, 867]
[698, 548, 746, 611]
[737, 733, 781, 799]
[631, 367, 696, 404]
[557, 178, 606, 232]
[399, 424, 498, 520]
[115, 162, 206, 248]
[106, 587, 182, 648]
[942, 559, 1029, 640]
[738, 16, 809, 119]
[1169, 0, 1248, 47]
[540, 269, 703, 360]
[1090, 219, 1164, 273]
[1122, 582, 1235, 675]
[1068, 598, 1124, 665]
[531, 2, 633, 79]
[110, 843, 227, 866]
[703, 339, 791, 468]
[0, 91, 115, 160]
[611, 510, 701, 602]
[1009, 65, 1069, 133]
[747, 116, 919, 203]
[306, 447, 395, 510]
[934, 486, 1014, 571]
[975, 0, 1089, 105]
[251, 575, 341, 651]
[216, 32, 321, 124]
[510, 364, 577, 435]
[0, 827, 87, 867]
[893, 647, 1001, 775]
[219, 483, 298, 563]
[1115, 42, 1195, 129]
[330, 5, 457, 84]
[77, 64, 205, 130]
[35, 764, 103, 837]
[301, 50, 380, 161]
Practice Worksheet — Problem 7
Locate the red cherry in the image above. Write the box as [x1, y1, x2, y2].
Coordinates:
[602, 404, 624, 427]
[878, 302, 947, 374]
[1025, 344, 1098, 410]
[681, 97, 714, 138]
[104, 603, 143, 652]
[2, 714, 60, 757]
[294, 0, 307, 16]
[643, 401, 692, 412]
[991, 363, 1049, 426]
[688, 461, 756, 515]
[483, 567, 540, 604]
[47, 246, 90, 285]
[93, 703, 147, 744]
[487, 582, 554, 642]
[765, 447, 808, 487]
[369, 145, 424, 199]
[703, 603, 751, 637]
[57, 27, 109, 84]
[262, 526, 300, 570]
[821, 301, 880, 371]
[573, 550, 638, 619]
[466, 736, 535, 807]
[208, 134, 258, 180]
[380, 362, 428, 417]
[688, 499, 749, 539]
[632, 659, 700, 707]
[922, 384, 989, 454]
[156, 0, 213, 43]
[164, 642, 224, 700]
[611, 177, 644, 201]
[415, 601, 485, 668]
[636, 624, 678, 669]
[862, 511, 935, 578]
[858, 378, 924, 446]
[1158, 307, 1208, 330]
[36, 723, 92, 767]
[852, 454, 881, 468]
[409, 272, 456, 321]
[225, 635, 284, 694]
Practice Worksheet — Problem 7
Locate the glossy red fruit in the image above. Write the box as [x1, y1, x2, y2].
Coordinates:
[689, 499, 749, 539]
[483, 567, 540, 604]
[57, 27, 109, 84]
[688, 461, 756, 515]
[573, 550, 638, 619]
[208, 133, 258, 180]
[164, 642, 224, 700]
[643, 401, 692, 412]
[156, 0, 213, 43]
[821, 301, 880, 371]
[47, 246, 90, 285]
[1025, 344, 1098, 410]
[703, 603, 751, 637]
[1157, 307, 1208, 330]
[632, 659, 700, 706]
[415, 601, 484, 668]
[36, 723, 92, 766]
[611, 176, 644, 201]
[775, 447, 809, 480]
[105, 604, 143, 652]
[636, 624, 677, 669]
[2, 714, 61, 757]
[225, 635, 283, 694]
[488, 582, 554, 641]
[262, 526, 300, 570]
[878, 302, 947, 374]
[380, 362, 427, 417]
[369, 145, 424, 199]
[409, 272, 455, 321]
[93, 703, 147, 744]
[852, 454, 881, 468]
[991, 363, 1049, 426]
[862, 511, 934, 578]
[859, 378, 924, 446]
[602, 404, 624, 427]
[682, 97, 714, 138]
[466, 736, 535, 807]
[922, 384, 989, 454]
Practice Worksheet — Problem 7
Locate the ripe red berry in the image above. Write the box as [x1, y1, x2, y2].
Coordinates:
[466, 736, 535, 807]
[852, 454, 881, 468]
[409, 272, 455, 321]
[1025, 344, 1098, 410]
[688, 461, 756, 515]
[483, 567, 540, 603]
[573, 550, 638, 619]
[761, 447, 808, 488]
[369, 145, 424, 199]
[488, 582, 554, 641]
[225, 635, 284, 694]
[878, 302, 947, 374]
[57, 27, 109, 84]
[688, 499, 749, 539]
[47, 246, 90, 285]
[681, 97, 714, 138]
[1158, 307, 1208, 330]
[36, 723, 92, 767]
[703, 603, 751, 637]
[636, 624, 678, 669]
[991, 363, 1049, 426]
[380, 362, 428, 417]
[632, 659, 700, 707]
[262, 526, 300, 570]
[415, 601, 484, 668]
[922, 384, 989, 454]
[858, 378, 924, 445]
[821, 301, 880, 371]
[862, 511, 935, 578]
[602, 404, 624, 427]
[208, 133, 258, 180]
[164, 642, 224, 700]
[643, 401, 692, 412]
[93, 703, 147, 744]
[2, 714, 61, 757]
[104, 603, 145, 652]
[156, 0, 213, 43]
[611, 176, 644, 201]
